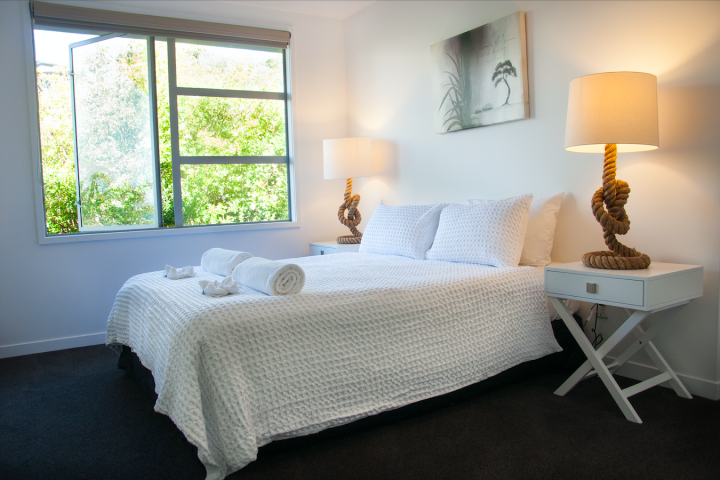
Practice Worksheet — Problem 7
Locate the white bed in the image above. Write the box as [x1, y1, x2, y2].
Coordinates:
[106, 252, 562, 480]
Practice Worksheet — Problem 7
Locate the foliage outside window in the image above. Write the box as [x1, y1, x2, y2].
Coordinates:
[34, 27, 291, 235]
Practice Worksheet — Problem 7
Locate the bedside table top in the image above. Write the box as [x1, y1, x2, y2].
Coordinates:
[545, 261, 703, 280]
[545, 261, 703, 311]
[310, 240, 342, 247]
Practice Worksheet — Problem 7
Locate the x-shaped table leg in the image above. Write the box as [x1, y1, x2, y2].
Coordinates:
[549, 297, 691, 423]
[620, 307, 692, 400]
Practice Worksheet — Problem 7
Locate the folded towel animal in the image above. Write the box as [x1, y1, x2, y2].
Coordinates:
[164, 265, 195, 280]
[231, 257, 305, 296]
[199, 277, 240, 297]
[200, 248, 253, 277]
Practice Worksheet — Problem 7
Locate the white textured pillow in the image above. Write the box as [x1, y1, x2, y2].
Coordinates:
[359, 201, 445, 259]
[468, 192, 563, 266]
[426, 194, 533, 267]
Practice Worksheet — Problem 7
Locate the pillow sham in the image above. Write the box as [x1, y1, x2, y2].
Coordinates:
[468, 192, 564, 266]
[359, 201, 445, 259]
[426, 194, 532, 267]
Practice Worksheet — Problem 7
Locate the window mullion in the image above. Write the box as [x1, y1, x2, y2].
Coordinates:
[177, 156, 287, 165]
[167, 38, 184, 227]
[147, 36, 163, 227]
[282, 48, 293, 223]
[67, 42, 83, 229]
[174, 87, 285, 101]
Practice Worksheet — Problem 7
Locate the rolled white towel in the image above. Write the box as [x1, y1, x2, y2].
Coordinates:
[200, 248, 253, 277]
[231, 257, 305, 296]
[199, 277, 240, 297]
[164, 265, 194, 280]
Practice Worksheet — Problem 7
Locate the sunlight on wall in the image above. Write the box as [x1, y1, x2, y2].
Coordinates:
[567, 150, 720, 274]
[347, 41, 429, 132]
[549, 2, 720, 82]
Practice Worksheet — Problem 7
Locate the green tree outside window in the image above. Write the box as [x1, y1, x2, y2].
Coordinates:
[35, 36, 289, 234]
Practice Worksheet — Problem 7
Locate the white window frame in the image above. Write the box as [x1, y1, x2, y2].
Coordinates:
[22, 5, 298, 245]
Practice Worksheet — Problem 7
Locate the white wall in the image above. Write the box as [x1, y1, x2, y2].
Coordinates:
[0, 1, 351, 357]
[344, 1, 720, 399]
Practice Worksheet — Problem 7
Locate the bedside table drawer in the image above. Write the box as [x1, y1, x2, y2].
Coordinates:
[546, 271, 644, 307]
[310, 245, 337, 256]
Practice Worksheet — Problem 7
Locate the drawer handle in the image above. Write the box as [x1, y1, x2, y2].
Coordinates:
[586, 283, 597, 294]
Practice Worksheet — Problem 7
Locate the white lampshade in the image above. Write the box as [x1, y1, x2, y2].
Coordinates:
[323, 137, 374, 180]
[565, 72, 659, 153]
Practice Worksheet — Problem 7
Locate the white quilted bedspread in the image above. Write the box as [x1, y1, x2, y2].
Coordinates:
[106, 253, 561, 479]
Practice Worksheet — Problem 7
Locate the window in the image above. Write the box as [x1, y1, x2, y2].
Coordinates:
[30, 3, 292, 237]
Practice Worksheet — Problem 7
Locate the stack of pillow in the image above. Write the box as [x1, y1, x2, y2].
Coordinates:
[359, 192, 564, 268]
[358, 192, 574, 320]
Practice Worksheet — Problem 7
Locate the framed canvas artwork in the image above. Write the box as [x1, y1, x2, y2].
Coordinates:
[431, 12, 529, 133]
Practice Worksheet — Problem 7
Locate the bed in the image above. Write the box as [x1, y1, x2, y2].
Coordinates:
[106, 252, 566, 480]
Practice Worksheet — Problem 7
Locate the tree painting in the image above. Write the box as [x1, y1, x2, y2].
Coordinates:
[492, 60, 517, 106]
[431, 12, 529, 132]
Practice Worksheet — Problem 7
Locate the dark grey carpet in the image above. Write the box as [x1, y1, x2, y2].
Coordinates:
[1, 345, 718, 480]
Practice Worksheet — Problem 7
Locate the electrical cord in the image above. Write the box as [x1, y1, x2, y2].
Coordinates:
[582, 304, 604, 349]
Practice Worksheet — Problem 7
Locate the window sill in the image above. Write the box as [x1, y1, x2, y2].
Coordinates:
[37, 220, 299, 245]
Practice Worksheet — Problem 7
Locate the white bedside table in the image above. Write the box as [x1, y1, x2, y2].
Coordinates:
[545, 261, 703, 423]
[309, 240, 361, 256]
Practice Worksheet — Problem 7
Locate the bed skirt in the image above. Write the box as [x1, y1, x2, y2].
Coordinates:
[117, 317, 582, 455]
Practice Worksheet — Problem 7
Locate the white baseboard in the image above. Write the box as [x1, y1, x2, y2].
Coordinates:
[611, 358, 720, 401]
[0, 332, 106, 359]
[2, 335, 718, 401]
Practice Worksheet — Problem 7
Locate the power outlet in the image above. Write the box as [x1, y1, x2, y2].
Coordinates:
[597, 304, 608, 318]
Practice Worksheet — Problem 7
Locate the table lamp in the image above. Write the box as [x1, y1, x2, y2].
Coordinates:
[323, 137, 374, 244]
[565, 71, 659, 270]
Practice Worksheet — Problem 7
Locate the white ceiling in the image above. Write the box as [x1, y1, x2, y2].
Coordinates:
[233, 1, 376, 20]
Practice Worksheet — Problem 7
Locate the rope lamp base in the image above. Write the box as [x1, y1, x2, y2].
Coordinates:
[337, 235, 362, 245]
[336, 178, 363, 245]
[583, 143, 650, 270]
[583, 250, 650, 270]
